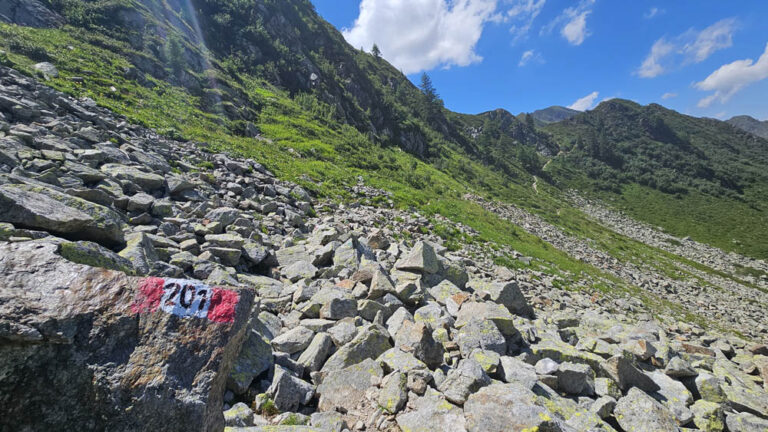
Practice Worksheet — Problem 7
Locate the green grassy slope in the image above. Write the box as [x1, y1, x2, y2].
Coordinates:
[545, 99, 768, 259]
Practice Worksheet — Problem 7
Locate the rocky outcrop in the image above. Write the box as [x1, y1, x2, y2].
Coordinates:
[0, 0, 64, 28]
[0, 240, 254, 431]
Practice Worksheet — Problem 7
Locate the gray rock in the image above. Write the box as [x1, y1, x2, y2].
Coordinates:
[224, 402, 255, 427]
[690, 399, 724, 432]
[282, 260, 318, 282]
[394, 320, 444, 369]
[378, 371, 408, 414]
[317, 358, 383, 413]
[437, 359, 491, 405]
[0, 183, 126, 247]
[536, 358, 560, 375]
[454, 301, 516, 336]
[327, 318, 358, 347]
[695, 372, 727, 403]
[726, 411, 768, 432]
[647, 370, 694, 425]
[556, 362, 595, 395]
[319, 296, 357, 320]
[127, 192, 154, 212]
[322, 324, 392, 372]
[297, 332, 334, 372]
[428, 279, 462, 305]
[614, 388, 679, 432]
[368, 269, 396, 299]
[721, 382, 768, 418]
[267, 365, 314, 412]
[310, 412, 346, 432]
[205, 233, 245, 249]
[590, 396, 616, 419]
[395, 241, 440, 274]
[33, 62, 58, 79]
[468, 280, 533, 318]
[0, 0, 65, 27]
[228, 324, 274, 394]
[498, 356, 538, 389]
[101, 163, 165, 191]
[119, 232, 158, 274]
[463, 382, 567, 432]
[665, 356, 698, 378]
[377, 348, 428, 373]
[271, 326, 315, 354]
[594, 377, 622, 400]
[205, 207, 241, 226]
[602, 353, 660, 393]
[455, 318, 506, 356]
[0, 241, 254, 432]
[396, 388, 467, 432]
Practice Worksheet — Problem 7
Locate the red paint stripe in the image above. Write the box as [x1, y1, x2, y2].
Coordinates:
[131, 277, 165, 314]
[207, 288, 239, 323]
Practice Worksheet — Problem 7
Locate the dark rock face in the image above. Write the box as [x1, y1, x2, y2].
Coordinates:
[0, 241, 254, 432]
[0, 0, 64, 28]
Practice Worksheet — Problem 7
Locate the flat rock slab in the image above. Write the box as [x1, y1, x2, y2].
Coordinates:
[0, 183, 126, 247]
[0, 241, 254, 432]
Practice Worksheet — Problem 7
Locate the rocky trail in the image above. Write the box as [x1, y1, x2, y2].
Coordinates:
[1, 64, 768, 432]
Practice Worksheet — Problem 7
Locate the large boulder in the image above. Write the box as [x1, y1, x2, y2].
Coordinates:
[0, 241, 254, 432]
[463, 382, 568, 432]
[396, 388, 467, 432]
[614, 388, 679, 432]
[468, 280, 533, 318]
[321, 324, 391, 372]
[317, 358, 383, 414]
[0, 183, 126, 247]
[228, 317, 274, 395]
[454, 301, 516, 336]
[0, 0, 65, 28]
[396, 241, 440, 274]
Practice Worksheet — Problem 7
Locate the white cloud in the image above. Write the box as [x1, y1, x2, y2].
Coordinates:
[562, 11, 590, 45]
[542, 0, 595, 46]
[343, 0, 499, 74]
[518, 49, 544, 66]
[637, 18, 737, 78]
[695, 43, 768, 107]
[661, 92, 678, 100]
[637, 39, 675, 78]
[519, 50, 534, 66]
[644, 7, 664, 19]
[568, 91, 599, 111]
[505, 0, 547, 43]
[684, 18, 737, 63]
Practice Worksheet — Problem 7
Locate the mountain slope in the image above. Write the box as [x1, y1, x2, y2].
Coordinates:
[2, 0, 768, 263]
[728, 114, 768, 139]
[545, 99, 768, 258]
[518, 105, 579, 126]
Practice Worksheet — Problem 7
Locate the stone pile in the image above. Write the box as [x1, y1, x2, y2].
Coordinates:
[464, 194, 768, 339]
[1, 65, 767, 432]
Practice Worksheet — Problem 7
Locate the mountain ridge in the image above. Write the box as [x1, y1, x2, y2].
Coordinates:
[728, 114, 768, 139]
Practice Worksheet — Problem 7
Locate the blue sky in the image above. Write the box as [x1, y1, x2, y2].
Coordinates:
[311, 0, 768, 120]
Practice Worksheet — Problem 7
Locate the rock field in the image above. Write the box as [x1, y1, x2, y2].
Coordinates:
[0, 65, 767, 431]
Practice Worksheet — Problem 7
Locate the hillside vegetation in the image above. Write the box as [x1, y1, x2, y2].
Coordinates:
[545, 99, 768, 258]
[1, 0, 767, 266]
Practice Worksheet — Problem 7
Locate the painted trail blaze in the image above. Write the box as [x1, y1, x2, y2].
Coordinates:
[132, 277, 239, 323]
